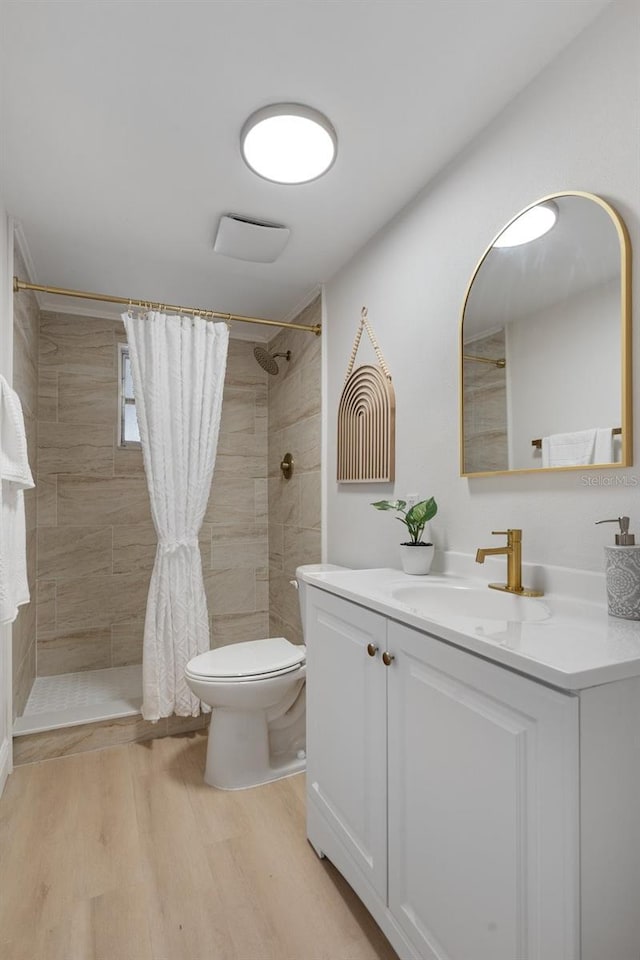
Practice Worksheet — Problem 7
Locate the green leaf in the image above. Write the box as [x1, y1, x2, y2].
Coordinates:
[371, 499, 407, 512]
[405, 497, 438, 527]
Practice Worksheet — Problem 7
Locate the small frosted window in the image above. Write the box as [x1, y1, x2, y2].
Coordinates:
[123, 402, 140, 443]
[122, 355, 135, 399]
[118, 344, 141, 447]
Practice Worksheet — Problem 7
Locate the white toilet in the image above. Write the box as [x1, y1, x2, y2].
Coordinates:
[185, 563, 343, 789]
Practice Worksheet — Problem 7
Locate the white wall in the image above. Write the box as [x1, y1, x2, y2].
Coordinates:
[324, 0, 639, 574]
[507, 278, 620, 469]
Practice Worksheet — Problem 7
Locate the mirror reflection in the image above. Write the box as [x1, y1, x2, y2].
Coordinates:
[460, 192, 630, 476]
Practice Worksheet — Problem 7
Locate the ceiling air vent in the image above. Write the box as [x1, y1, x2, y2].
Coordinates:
[213, 214, 290, 263]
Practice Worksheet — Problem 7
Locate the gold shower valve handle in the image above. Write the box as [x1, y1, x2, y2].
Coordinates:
[366, 643, 378, 657]
[382, 651, 395, 666]
[280, 453, 294, 478]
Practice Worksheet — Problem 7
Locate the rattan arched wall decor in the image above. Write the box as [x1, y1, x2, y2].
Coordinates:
[337, 307, 395, 482]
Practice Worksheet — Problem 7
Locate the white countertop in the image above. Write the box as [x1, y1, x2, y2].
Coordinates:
[300, 566, 640, 691]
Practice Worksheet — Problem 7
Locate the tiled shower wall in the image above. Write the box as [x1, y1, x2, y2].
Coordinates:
[11, 248, 38, 717]
[268, 297, 322, 646]
[207, 340, 269, 647]
[35, 313, 151, 675]
[33, 313, 269, 677]
[462, 329, 508, 474]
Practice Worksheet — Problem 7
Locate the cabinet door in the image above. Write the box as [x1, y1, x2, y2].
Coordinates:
[387, 621, 579, 960]
[305, 588, 388, 901]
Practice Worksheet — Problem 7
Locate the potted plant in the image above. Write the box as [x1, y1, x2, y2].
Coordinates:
[371, 496, 438, 575]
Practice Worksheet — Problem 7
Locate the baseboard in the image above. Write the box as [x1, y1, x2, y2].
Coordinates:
[0, 735, 12, 798]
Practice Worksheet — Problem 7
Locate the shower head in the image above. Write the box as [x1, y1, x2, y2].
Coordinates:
[253, 346, 291, 375]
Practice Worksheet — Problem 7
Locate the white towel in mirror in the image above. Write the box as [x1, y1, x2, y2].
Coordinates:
[594, 427, 614, 464]
[542, 429, 597, 467]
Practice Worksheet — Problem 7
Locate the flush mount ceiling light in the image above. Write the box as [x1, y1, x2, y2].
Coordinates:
[240, 103, 337, 184]
[493, 201, 558, 248]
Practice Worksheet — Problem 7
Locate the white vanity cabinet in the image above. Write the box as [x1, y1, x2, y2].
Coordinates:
[305, 589, 389, 901]
[385, 619, 579, 960]
[305, 586, 581, 960]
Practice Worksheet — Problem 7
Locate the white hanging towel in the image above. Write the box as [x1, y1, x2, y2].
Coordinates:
[0, 375, 35, 624]
[594, 427, 615, 464]
[541, 428, 597, 467]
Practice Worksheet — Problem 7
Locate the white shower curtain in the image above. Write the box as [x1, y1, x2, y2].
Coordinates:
[123, 311, 229, 721]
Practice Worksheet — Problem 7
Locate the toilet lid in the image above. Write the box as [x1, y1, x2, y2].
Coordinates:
[186, 637, 305, 680]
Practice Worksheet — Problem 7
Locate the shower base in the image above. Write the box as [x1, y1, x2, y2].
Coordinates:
[12, 665, 208, 765]
[13, 664, 143, 736]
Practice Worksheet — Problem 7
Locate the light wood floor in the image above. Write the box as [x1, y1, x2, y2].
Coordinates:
[0, 731, 399, 960]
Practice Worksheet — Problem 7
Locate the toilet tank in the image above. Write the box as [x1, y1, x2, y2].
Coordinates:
[294, 563, 347, 629]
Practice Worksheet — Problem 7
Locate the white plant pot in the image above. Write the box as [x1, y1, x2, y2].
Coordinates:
[400, 542, 435, 576]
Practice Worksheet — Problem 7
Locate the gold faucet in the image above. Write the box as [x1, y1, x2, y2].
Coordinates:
[475, 529, 543, 597]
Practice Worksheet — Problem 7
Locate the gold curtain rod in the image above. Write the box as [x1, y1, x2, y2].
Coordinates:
[463, 353, 506, 369]
[532, 427, 621, 449]
[13, 277, 322, 336]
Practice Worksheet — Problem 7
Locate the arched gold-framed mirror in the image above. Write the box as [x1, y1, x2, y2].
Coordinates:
[459, 191, 631, 477]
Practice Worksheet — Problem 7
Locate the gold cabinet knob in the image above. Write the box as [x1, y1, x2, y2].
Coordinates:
[366, 643, 378, 657]
[382, 651, 395, 666]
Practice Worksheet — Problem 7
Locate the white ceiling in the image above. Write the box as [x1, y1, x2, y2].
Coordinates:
[1, 0, 612, 340]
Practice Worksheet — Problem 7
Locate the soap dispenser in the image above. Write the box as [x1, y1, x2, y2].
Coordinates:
[595, 516, 640, 620]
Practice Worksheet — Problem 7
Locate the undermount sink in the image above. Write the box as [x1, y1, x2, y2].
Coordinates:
[391, 581, 550, 623]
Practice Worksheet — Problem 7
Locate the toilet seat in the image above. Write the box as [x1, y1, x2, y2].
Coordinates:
[186, 637, 305, 683]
